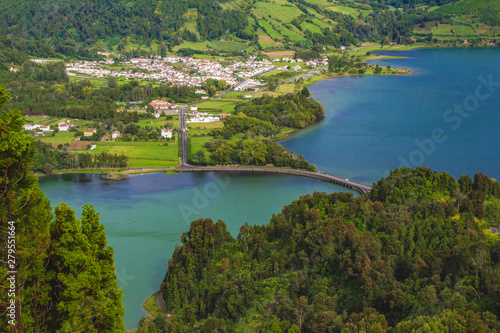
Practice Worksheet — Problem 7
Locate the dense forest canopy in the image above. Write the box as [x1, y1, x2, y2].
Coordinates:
[155, 167, 500, 332]
[233, 90, 324, 130]
[188, 90, 322, 170]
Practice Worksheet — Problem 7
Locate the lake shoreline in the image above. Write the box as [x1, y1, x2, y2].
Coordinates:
[33, 54, 413, 180]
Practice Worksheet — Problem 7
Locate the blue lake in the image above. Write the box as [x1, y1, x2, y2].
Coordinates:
[282, 47, 500, 184]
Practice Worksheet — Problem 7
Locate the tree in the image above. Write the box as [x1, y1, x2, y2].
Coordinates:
[125, 123, 140, 135]
[301, 86, 311, 97]
[42, 163, 54, 175]
[238, 139, 267, 165]
[159, 43, 167, 58]
[0, 87, 40, 331]
[49, 203, 125, 332]
[217, 80, 227, 91]
[80, 205, 125, 331]
[107, 77, 118, 89]
[0, 85, 125, 332]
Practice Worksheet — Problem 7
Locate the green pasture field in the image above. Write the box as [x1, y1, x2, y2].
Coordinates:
[190, 136, 212, 155]
[220, 105, 236, 113]
[324, 5, 372, 17]
[182, 9, 200, 38]
[197, 101, 233, 109]
[258, 20, 283, 40]
[209, 40, 248, 52]
[301, 22, 322, 34]
[258, 32, 279, 48]
[89, 142, 179, 168]
[301, 0, 330, 8]
[272, 22, 306, 42]
[173, 41, 210, 51]
[39, 131, 77, 145]
[313, 18, 331, 29]
[223, 92, 248, 98]
[254, 2, 303, 23]
[136, 118, 178, 129]
[188, 122, 224, 129]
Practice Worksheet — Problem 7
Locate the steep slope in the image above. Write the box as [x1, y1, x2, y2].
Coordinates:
[434, 0, 500, 25]
[154, 167, 500, 332]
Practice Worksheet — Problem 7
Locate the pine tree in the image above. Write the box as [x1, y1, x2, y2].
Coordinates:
[0, 84, 125, 332]
[49, 203, 125, 332]
[80, 204, 125, 332]
[0, 87, 53, 332]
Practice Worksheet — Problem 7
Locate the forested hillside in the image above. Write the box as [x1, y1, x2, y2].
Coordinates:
[2, 0, 499, 62]
[0, 87, 125, 332]
[155, 167, 500, 332]
[434, 0, 500, 25]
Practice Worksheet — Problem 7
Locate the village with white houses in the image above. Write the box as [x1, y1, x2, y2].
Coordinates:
[61, 53, 328, 88]
[21, 51, 330, 159]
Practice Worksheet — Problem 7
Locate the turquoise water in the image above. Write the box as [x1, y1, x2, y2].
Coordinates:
[282, 48, 500, 184]
[38, 48, 500, 329]
[38, 172, 351, 328]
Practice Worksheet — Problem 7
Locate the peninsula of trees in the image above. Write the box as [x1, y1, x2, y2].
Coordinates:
[149, 167, 500, 332]
[189, 90, 322, 171]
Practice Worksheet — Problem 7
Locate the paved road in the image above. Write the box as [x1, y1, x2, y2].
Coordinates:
[179, 106, 190, 167]
[155, 292, 170, 317]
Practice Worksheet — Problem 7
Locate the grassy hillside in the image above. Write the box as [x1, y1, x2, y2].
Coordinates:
[0, 0, 499, 62]
[434, 0, 500, 25]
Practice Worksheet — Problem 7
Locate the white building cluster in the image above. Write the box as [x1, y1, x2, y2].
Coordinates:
[64, 55, 276, 89]
[234, 79, 263, 91]
[187, 110, 230, 123]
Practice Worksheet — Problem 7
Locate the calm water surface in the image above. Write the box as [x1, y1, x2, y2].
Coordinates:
[282, 48, 500, 183]
[39, 172, 350, 328]
[39, 47, 500, 329]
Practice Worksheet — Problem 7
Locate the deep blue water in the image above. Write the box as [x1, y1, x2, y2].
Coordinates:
[281, 48, 500, 184]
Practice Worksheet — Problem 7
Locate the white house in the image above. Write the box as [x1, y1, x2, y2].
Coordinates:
[187, 115, 220, 123]
[190, 106, 198, 111]
[112, 131, 121, 139]
[24, 123, 40, 131]
[58, 122, 71, 131]
[160, 128, 173, 138]
[39, 125, 52, 132]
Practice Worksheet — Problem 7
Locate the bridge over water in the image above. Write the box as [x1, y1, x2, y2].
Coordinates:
[175, 166, 372, 194]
